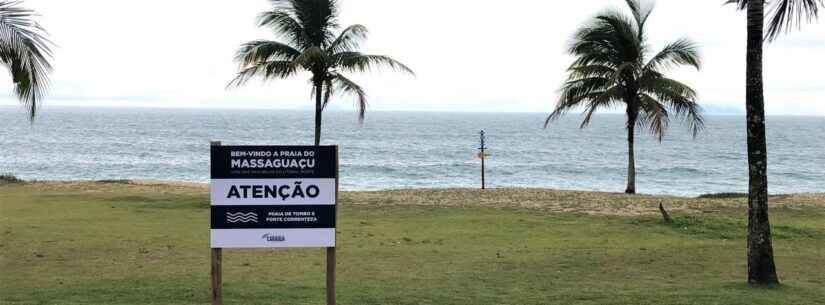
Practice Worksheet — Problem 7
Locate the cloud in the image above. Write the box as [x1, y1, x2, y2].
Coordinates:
[0, 0, 822, 115]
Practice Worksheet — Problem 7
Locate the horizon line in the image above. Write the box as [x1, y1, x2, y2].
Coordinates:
[1, 104, 822, 117]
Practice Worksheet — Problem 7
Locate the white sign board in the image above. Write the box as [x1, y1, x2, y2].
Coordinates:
[210, 145, 337, 248]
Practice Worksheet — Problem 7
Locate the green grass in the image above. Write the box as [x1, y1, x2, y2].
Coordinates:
[1, 182, 824, 305]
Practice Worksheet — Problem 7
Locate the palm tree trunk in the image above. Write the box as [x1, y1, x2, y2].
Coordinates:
[745, 0, 779, 285]
[625, 107, 637, 194]
[314, 83, 323, 146]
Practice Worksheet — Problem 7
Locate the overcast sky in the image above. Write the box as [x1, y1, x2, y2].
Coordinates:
[1, 0, 823, 115]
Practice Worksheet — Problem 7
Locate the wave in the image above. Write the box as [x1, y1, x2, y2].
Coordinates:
[226, 212, 258, 223]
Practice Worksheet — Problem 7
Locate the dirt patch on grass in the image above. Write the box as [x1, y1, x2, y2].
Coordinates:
[342, 188, 825, 216]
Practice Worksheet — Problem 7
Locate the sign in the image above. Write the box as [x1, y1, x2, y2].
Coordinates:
[210, 145, 337, 248]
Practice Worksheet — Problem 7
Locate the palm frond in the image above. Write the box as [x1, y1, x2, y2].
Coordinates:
[327, 24, 367, 54]
[642, 78, 704, 137]
[724, 0, 748, 10]
[766, 0, 824, 40]
[725, 0, 823, 41]
[568, 23, 617, 67]
[329, 72, 367, 121]
[227, 60, 298, 88]
[545, 98, 579, 128]
[0, 0, 53, 121]
[286, 0, 339, 47]
[641, 77, 698, 101]
[257, 10, 307, 48]
[568, 46, 615, 68]
[234, 40, 300, 67]
[560, 77, 615, 100]
[567, 64, 617, 79]
[579, 86, 625, 128]
[595, 12, 643, 61]
[545, 78, 621, 128]
[333, 52, 414, 75]
[638, 93, 669, 141]
[569, 10, 643, 67]
[644, 38, 701, 72]
[321, 77, 333, 109]
[625, 0, 655, 38]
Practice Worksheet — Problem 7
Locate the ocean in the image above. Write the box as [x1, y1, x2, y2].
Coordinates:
[1, 106, 822, 196]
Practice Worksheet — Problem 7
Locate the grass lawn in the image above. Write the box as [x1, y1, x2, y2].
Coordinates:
[1, 181, 824, 305]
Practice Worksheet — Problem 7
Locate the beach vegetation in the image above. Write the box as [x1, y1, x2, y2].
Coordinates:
[0, 0, 53, 121]
[545, 0, 704, 194]
[228, 0, 414, 145]
[0, 173, 22, 184]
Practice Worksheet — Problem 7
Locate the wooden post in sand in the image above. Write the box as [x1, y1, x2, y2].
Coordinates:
[479, 130, 486, 190]
[210, 141, 222, 305]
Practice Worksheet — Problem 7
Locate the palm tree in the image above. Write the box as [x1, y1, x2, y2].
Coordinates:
[0, 0, 53, 121]
[229, 0, 414, 146]
[546, 0, 703, 194]
[726, 0, 823, 286]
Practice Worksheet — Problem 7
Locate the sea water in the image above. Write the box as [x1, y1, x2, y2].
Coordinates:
[1, 106, 822, 196]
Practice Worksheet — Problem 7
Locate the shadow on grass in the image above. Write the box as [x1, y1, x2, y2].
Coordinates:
[698, 192, 792, 200]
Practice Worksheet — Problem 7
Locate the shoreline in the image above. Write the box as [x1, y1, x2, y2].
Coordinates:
[5, 178, 823, 199]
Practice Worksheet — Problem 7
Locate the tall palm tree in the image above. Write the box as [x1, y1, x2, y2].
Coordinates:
[546, 0, 703, 194]
[229, 0, 414, 146]
[726, 0, 823, 286]
[0, 0, 53, 121]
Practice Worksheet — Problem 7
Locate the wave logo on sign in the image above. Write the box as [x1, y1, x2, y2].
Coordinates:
[226, 212, 258, 223]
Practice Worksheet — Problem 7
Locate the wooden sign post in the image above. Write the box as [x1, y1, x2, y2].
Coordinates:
[327, 147, 338, 305]
[209, 142, 338, 305]
[210, 141, 223, 305]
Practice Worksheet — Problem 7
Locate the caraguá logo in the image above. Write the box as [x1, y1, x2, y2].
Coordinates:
[261, 233, 286, 242]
